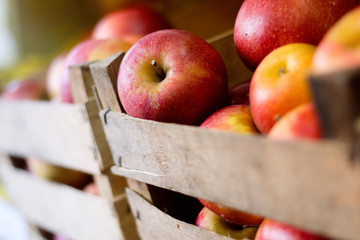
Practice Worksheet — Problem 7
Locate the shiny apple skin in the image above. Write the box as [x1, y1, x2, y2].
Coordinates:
[268, 103, 322, 140]
[234, 0, 358, 71]
[249, 43, 315, 134]
[117, 29, 228, 125]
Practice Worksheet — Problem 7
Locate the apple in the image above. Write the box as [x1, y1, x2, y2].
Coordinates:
[196, 207, 258, 240]
[228, 79, 251, 105]
[46, 53, 67, 100]
[268, 103, 322, 141]
[255, 219, 330, 240]
[249, 43, 315, 134]
[61, 38, 132, 103]
[91, 5, 170, 43]
[117, 29, 228, 125]
[1, 76, 46, 100]
[83, 182, 99, 196]
[234, 0, 359, 71]
[199, 199, 263, 226]
[198, 105, 262, 225]
[312, 6, 360, 75]
[200, 104, 258, 134]
[27, 156, 92, 189]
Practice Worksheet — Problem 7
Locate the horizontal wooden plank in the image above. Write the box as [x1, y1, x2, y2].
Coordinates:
[126, 188, 233, 240]
[104, 111, 360, 240]
[0, 153, 130, 240]
[0, 99, 100, 174]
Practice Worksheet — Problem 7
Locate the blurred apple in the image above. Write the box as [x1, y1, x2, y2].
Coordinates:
[249, 43, 315, 134]
[200, 104, 258, 134]
[268, 103, 322, 140]
[234, 0, 358, 71]
[117, 29, 228, 125]
[27, 156, 92, 189]
[255, 219, 330, 240]
[1, 76, 46, 100]
[196, 207, 258, 240]
[83, 182, 99, 196]
[91, 5, 170, 43]
[61, 38, 132, 103]
[46, 53, 67, 100]
[312, 6, 360, 75]
[199, 199, 263, 226]
[228, 79, 251, 105]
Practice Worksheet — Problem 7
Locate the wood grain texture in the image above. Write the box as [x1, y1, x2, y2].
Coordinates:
[0, 154, 129, 240]
[104, 112, 360, 240]
[310, 67, 360, 140]
[208, 30, 253, 88]
[90, 52, 125, 112]
[126, 188, 233, 240]
[69, 62, 96, 104]
[0, 99, 100, 174]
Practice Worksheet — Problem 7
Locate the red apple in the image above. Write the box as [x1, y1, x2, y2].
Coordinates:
[61, 38, 132, 103]
[46, 53, 67, 100]
[199, 199, 263, 226]
[268, 103, 322, 141]
[117, 29, 228, 125]
[200, 104, 258, 134]
[91, 5, 170, 42]
[249, 43, 315, 134]
[1, 76, 46, 100]
[312, 6, 360, 75]
[255, 219, 330, 240]
[228, 79, 251, 105]
[198, 105, 262, 225]
[234, 0, 359, 71]
[196, 207, 258, 239]
[83, 182, 99, 196]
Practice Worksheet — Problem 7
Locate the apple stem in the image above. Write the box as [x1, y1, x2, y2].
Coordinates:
[279, 68, 286, 77]
[151, 60, 166, 80]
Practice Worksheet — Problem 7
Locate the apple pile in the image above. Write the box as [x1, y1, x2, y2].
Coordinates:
[43, 4, 170, 103]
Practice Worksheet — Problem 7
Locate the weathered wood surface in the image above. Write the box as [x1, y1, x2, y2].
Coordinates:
[90, 52, 125, 113]
[69, 63, 96, 104]
[126, 188, 233, 240]
[104, 111, 360, 240]
[310, 68, 360, 164]
[0, 154, 130, 240]
[0, 99, 100, 174]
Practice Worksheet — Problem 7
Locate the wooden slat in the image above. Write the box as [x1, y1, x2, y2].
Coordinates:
[90, 52, 125, 112]
[69, 62, 96, 104]
[0, 99, 100, 174]
[104, 111, 360, 240]
[0, 154, 129, 240]
[207, 30, 253, 88]
[126, 188, 233, 240]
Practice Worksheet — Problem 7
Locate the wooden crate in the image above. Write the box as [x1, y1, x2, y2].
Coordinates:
[0, 64, 137, 239]
[85, 29, 360, 240]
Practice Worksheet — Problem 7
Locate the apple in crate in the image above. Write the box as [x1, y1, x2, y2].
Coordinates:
[46, 52, 67, 100]
[228, 79, 251, 105]
[1, 76, 47, 100]
[255, 219, 330, 240]
[61, 38, 132, 103]
[268, 103, 322, 141]
[312, 6, 360, 75]
[27, 157, 91, 189]
[196, 207, 258, 240]
[91, 5, 170, 44]
[117, 29, 228, 125]
[249, 43, 315, 134]
[234, 0, 358, 71]
[198, 105, 263, 226]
